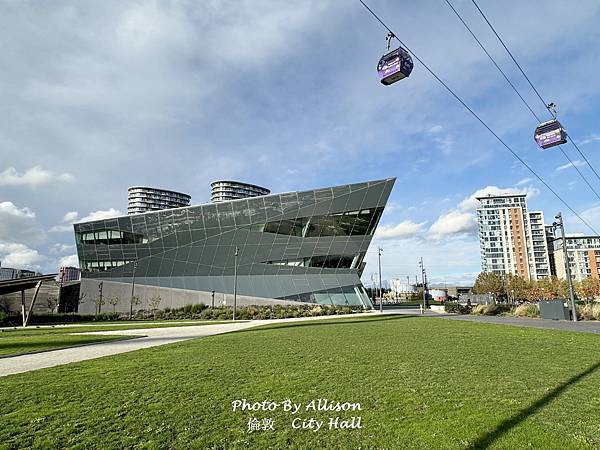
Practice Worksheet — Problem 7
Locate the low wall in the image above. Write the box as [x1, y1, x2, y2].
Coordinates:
[79, 278, 306, 315]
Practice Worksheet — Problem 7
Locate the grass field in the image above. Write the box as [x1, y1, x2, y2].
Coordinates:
[1, 315, 599, 448]
[0, 321, 229, 357]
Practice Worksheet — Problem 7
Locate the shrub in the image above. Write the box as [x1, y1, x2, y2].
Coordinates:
[471, 304, 513, 316]
[578, 303, 600, 321]
[482, 304, 513, 316]
[471, 304, 487, 315]
[191, 303, 206, 314]
[513, 303, 539, 318]
[444, 302, 470, 314]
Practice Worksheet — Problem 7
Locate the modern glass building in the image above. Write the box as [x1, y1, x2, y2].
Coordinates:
[75, 178, 395, 312]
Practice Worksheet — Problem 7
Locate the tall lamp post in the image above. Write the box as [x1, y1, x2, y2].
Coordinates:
[419, 257, 427, 310]
[552, 213, 578, 322]
[378, 247, 383, 313]
[129, 260, 138, 320]
[233, 246, 239, 321]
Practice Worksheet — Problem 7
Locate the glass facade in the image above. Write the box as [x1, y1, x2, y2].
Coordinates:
[75, 178, 395, 307]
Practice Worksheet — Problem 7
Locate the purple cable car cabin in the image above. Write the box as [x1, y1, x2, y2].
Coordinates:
[534, 119, 567, 149]
[377, 47, 413, 85]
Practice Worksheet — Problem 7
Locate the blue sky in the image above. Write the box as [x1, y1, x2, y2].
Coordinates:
[1, 0, 599, 286]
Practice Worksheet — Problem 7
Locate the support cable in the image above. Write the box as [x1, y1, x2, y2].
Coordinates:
[357, 0, 599, 235]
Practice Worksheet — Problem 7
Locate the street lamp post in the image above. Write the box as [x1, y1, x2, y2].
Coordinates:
[98, 282, 103, 315]
[553, 213, 578, 322]
[233, 247, 239, 321]
[378, 247, 383, 313]
[129, 261, 138, 320]
[419, 257, 427, 311]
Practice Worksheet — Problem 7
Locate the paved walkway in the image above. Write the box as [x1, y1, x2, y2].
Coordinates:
[0, 313, 373, 377]
[381, 308, 600, 334]
[439, 313, 600, 334]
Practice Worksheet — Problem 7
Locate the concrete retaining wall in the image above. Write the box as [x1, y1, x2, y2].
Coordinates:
[79, 278, 306, 315]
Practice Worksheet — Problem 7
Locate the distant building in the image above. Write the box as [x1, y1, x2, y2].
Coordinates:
[551, 235, 600, 282]
[391, 279, 416, 294]
[446, 286, 473, 299]
[0, 266, 36, 281]
[127, 186, 191, 215]
[210, 181, 270, 203]
[476, 193, 551, 280]
[57, 266, 81, 283]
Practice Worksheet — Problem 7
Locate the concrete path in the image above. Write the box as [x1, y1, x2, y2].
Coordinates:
[381, 307, 600, 334]
[0, 313, 373, 377]
[439, 313, 600, 334]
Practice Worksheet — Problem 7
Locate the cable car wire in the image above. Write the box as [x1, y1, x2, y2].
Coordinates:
[357, 0, 599, 235]
[444, 0, 600, 203]
[470, 0, 600, 185]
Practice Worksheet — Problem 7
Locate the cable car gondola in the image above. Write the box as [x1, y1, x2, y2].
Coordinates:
[534, 119, 567, 149]
[377, 33, 413, 86]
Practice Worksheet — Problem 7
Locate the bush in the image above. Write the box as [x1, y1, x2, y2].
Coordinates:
[471, 304, 487, 315]
[578, 303, 600, 321]
[471, 304, 513, 316]
[513, 303, 539, 318]
[191, 303, 206, 314]
[444, 302, 470, 314]
[483, 304, 513, 316]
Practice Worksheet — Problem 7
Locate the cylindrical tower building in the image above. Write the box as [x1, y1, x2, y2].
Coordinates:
[127, 187, 191, 214]
[210, 181, 270, 203]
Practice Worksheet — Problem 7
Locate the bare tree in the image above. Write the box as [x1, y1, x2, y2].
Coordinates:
[74, 293, 87, 316]
[92, 296, 106, 317]
[148, 296, 162, 321]
[129, 295, 141, 320]
[46, 295, 58, 314]
[107, 296, 120, 314]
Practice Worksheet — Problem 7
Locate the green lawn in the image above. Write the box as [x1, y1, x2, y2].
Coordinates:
[0, 321, 229, 357]
[1, 315, 599, 448]
[0, 333, 135, 357]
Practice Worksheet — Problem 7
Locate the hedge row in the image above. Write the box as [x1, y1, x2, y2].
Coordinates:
[0, 304, 365, 326]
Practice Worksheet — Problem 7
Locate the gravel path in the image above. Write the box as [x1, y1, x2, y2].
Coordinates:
[0, 313, 373, 377]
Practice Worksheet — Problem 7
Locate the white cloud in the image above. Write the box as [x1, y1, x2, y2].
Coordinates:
[62, 211, 79, 222]
[0, 242, 46, 269]
[458, 185, 539, 211]
[376, 220, 425, 240]
[428, 210, 478, 240]
[49, 224, 73, 233]
[555, 160, 586, 171]
[50, 208, 124, 232]
[0, 166, 75, 188]
[515, 177, 535, 186]
[566, 204, 600, 234]
[78, 208, 123, 223]
[50, 243, 76, 254]
[577, 135, 600, 146]
[58, 254, 79, 267]
[0, 201, 45, 245]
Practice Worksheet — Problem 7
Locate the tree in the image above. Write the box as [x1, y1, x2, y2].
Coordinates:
[46, 295, 58, 314]
[473, 272, 505, 296]
[108, 296, 120, 314]
[129, 295, 141, 320]
[148, 296, 162, 321]
[92, 296, 106, 317]
[74, 293, 86, 315]
[505, 274, 529, 302]
[577, 277, 600, 303]
[543, 276, 568, 300]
